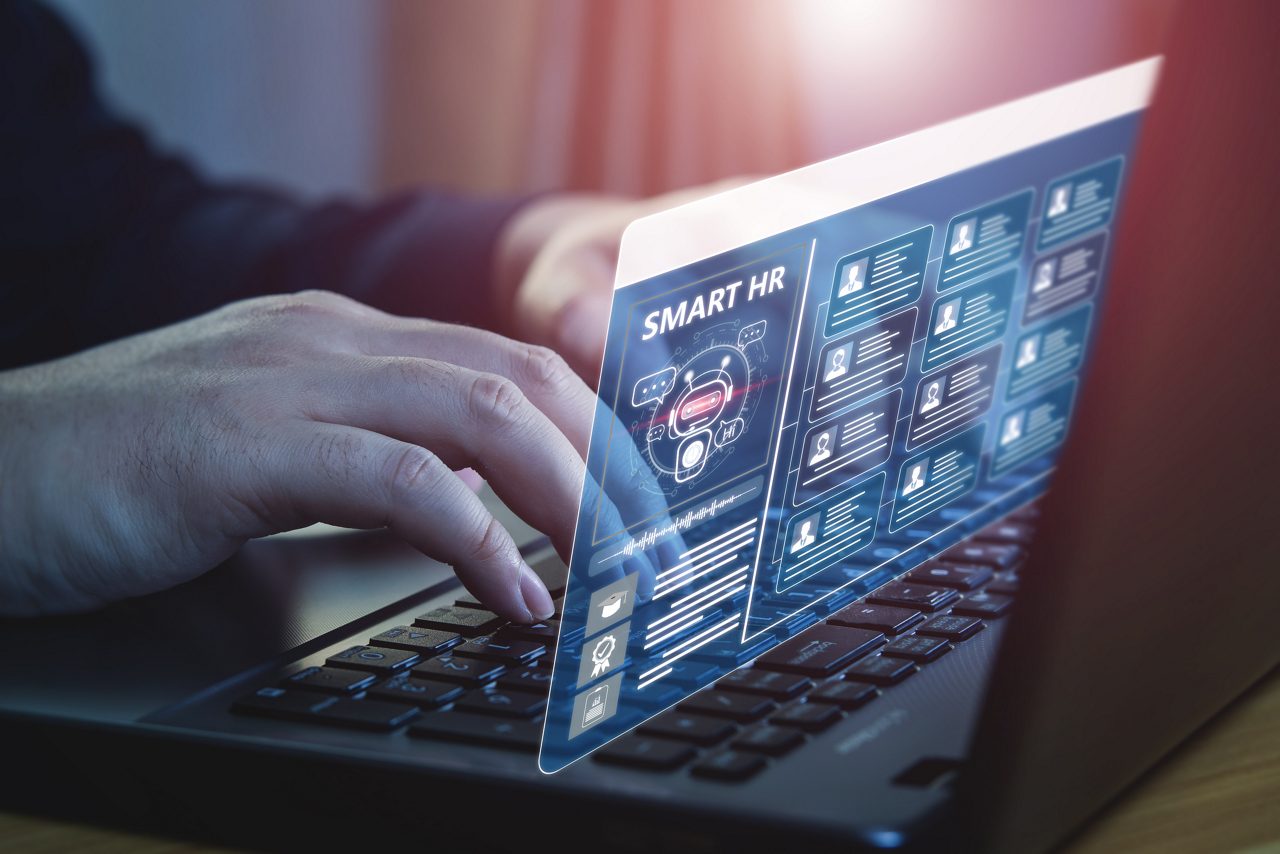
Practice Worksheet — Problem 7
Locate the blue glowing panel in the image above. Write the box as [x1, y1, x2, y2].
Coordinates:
[938, 190, 1033, 292]
[991, 379, 1079, 479]
[810, 308, 915, 422]
[1023, 232, 1108, 324]
[907, 346, 1001, 451]
[794, 390, 899, 505]
[1006, 305, 1092, 401]
[889, 425, 986, 533]
[1036, 156, 1124, 250]
[922, 268, 1015, 371]
[826, 226, 933, 337]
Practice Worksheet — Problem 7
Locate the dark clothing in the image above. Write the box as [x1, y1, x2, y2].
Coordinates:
[0, 1, 529, 370]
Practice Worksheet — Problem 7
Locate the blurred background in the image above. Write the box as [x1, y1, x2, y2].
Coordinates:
[50, 0, 1173, 202]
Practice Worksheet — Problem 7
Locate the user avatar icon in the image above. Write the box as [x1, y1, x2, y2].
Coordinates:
[824, 346, 850, 382]
[838, 258, 868, 297]
[935, 299, 961, 334]
[950, 218, 975, 254]
[1001, 412, 1024, 446]
[1048, 185, 1071, 217]
[808, 430, 834, 466]
[1033, 260, 1055, 293]
[920, 380, 944, 414]
[902, 463, 927, 497]
[790, 515, 819, 554]
[1016, 337, 1040, 368]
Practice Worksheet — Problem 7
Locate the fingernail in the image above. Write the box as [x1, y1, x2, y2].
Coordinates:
[519, 562, 556, 622]
[454, 467, 485, 493]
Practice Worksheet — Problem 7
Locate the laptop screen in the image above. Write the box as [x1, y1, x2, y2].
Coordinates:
[539, 58, 1159, 773]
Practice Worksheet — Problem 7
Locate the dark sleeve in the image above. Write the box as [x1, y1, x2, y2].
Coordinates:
[0, 1, 534, 370]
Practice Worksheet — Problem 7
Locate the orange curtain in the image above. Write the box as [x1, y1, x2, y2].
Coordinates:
[376, 1, 1172, 198]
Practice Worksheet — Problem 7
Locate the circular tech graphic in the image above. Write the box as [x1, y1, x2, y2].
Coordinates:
[633, 321, 767, 491]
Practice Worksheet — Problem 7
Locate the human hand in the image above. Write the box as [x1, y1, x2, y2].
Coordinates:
[0, 291, 598, 621]
[494, 181, 748, 384]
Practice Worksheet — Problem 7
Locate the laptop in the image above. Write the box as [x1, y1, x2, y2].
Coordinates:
[3, 34, 1276, 853]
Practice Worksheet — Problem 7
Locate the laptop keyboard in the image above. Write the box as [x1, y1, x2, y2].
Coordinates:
[230, 503, 1035, 781]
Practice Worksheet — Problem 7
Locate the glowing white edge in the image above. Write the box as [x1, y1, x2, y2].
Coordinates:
[613, 57, 1160, 289]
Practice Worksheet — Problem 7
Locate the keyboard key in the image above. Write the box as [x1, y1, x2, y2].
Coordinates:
[1006, 502, 1041, 523]
[715, 669, 813, 701]
[940, 541, 1024, 571]
[326, 645, 419, 675]
[367, 675, 463, 708]
[916, 614, 984, 641]
[414, 606, 505, 637]
[732, 726, 805, 757]
[906, 563, 993, 591]
[986, 574, 1020, 596]
[496, 665, 555, 694]
[232, 687, 328, 721]
[594, 736, 697, 771]
[882, 634, 951, 663]
[843, 655, 916, 686]
[495, 622, 559, 644]
[413, 656, 505, 687]
[679, 690, 777, 723]
[409, 713, 541, 751]
[974, 520, 1036, 545]
[952, 591, 1013, 618]
[369, 626, 461, 656]
[827, 603, 924, 635]
[455, 689, 546, 719]
[452, 636, 546, 665]
[754, 626, 885, 678]
[639, 711, 737, 746]
[691, 751, 767, 782]
[313, 697, 420, 731]
[770, 702, 842, 732]
[808, 680, 878, 710]
[283, 666, 376, 695]
[867, 582, 958, 612]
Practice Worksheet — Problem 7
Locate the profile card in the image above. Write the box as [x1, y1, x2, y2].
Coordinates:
[825, 226, 933, 337]
[810, 307, 915, 421]
[889, 424, 986, 532]
[1036, 156, 1123, 250]
[991, 379, 1078, 479]
[939, 190, 1033, 292]
[1022, 232, 1107, 324]
[795, 389, 900, 504]
[922, 268, 1015, 371]
[1006, 305, 1092, 400]
[906, 346, 1001, 451]
[777, 473, 885, 592]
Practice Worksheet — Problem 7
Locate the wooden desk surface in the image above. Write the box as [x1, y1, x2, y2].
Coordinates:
[3, 671, 1278, 853]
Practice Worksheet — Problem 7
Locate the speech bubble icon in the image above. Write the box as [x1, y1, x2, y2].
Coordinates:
[631, 367, 678, 408]
[738, 320, 767, 348]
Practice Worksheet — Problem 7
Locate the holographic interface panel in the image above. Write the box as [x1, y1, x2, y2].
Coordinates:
[539, 60, 1157, 772]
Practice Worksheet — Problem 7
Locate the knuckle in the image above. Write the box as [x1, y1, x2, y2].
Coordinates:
[467, 373, 525, 425]
[516, 343, 571, 392]
[313, 429, 365, 484]
[255, 290, 350, 322]
[388, 444, 445, 500]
